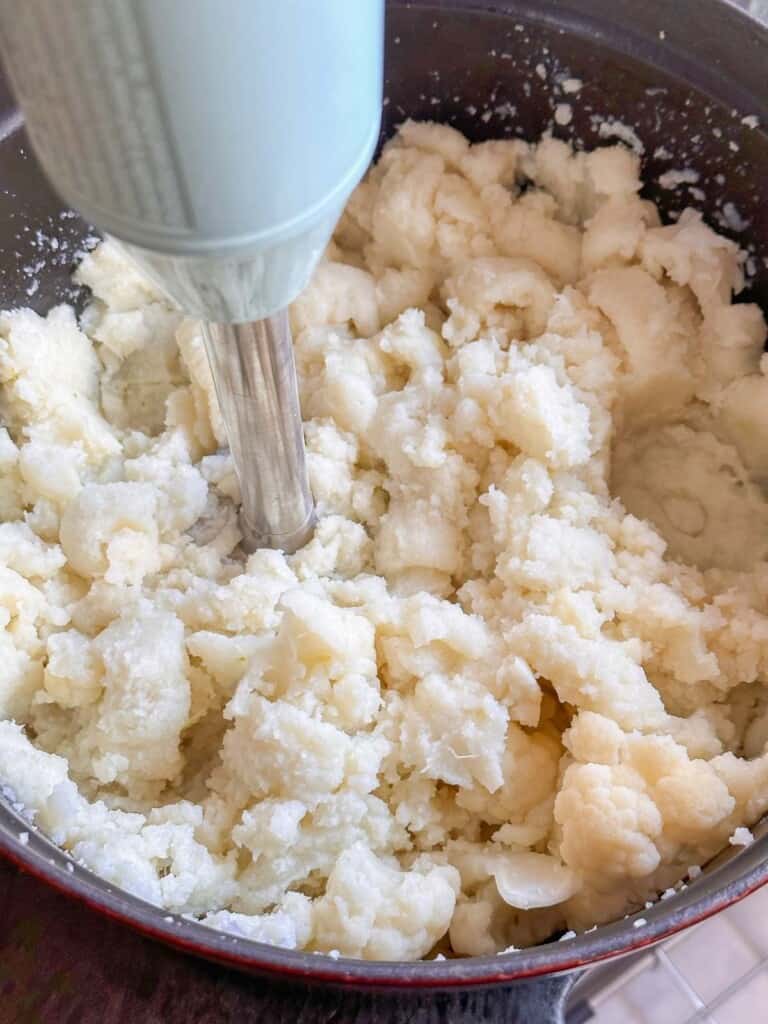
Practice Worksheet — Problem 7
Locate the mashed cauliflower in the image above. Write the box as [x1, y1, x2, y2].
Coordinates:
[1, 121, 768, 960]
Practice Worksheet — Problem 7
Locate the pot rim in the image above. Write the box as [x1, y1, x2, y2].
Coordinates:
[2, 796, 767, 987]
[0, 815, 765, 983]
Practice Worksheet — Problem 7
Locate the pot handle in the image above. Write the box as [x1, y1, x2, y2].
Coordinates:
[249, 971, 582, 1023]
[412, 973, 581, 1023]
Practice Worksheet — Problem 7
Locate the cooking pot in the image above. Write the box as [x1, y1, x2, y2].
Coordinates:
[1, 2, 767, 1021]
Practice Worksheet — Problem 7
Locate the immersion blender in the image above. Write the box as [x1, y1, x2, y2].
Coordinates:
[0, 0, 384, 552]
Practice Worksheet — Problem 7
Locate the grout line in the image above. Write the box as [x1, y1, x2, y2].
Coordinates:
[587, 893, 768, 1021]
[685, 1012, 720, 1024]
[591, 931, 768, 1022]
[654, 947, 707, 1011]
[703, 958, 768, 1015]
[587, 953, 655, 1006]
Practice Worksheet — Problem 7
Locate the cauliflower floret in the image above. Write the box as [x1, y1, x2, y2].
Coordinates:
[0, 565, 57, 720]
[375, 500, 464, 578]
[0, 720, 70, 815]
[96, 304, 185, 434]
[185, 631, 262, 697]
[711, 750, 768, 824]
[86, 607, 190, 787]
[367, 144, 445, 269]
[509, 615, 666, 730]
[582, 196, 659, 271]
[563, 711, 626, 765]
[491, 360, 591, 470]
[554, 762, 662, 880]
[231, 791, 405, 913]
[203, 893, 313, 950]
[312, 843, 459, 960]
[524, 137, 593, 224]
[59, 482, 161, 585]
[0, 305, 118, 459]
[378, 307, 446, 375]
[399, 119, 470, 168]
[74, 238, 164, 311]
[399, 673, 508, 792]
[0, 631, 43, 722]
[233, 586, 383, 731]
[221, 693, 352, 806]
[586, 145, 643, 199]
[124, 435, 209, 535]
[277, 587, 377, 672]
[375, 268, 434, 326]
[289, 514, 373, 580]
[497, 516, 614, 591]
[460, 138, 525, 190]
[174, 551, 297, 635]
[486, 187, 582, 285]
[441, 257, 556, 345]
[587, 266, 697, 425]
[17, 440, 86, 506]
[292, 261, 380, 337]
[138, 811, 238, 913]
[0, 522, 66, 579]
[456, 725, 560, 840]
[304, 420, 384, 524]
[0, 427, 23, 520]
[492, 654, 542, 727]
[641, 208, 743, 315]
[626, 734, 735, 842]
[297, 326, 387, 436]
[44, 629, 103, 708]
[0, 306, 97, 426]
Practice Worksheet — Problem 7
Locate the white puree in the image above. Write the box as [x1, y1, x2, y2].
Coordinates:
[1, 121, 768, 960]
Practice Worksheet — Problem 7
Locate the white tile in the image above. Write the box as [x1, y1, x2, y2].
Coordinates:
[665, 915, 759, 1003]
[723, 883, 768, 956]
[712, 968, 768, 1024]
[621, 959, 699, 1024]
[590, 991, 646, 1024]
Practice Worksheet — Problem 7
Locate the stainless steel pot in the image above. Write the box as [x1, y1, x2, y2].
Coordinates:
[1, 2, 767, 1021]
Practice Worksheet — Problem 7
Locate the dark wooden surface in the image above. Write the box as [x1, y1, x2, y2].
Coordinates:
[0, 858, 573, 1023]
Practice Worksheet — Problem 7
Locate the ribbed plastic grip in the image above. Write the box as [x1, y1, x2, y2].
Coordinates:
[0, 0, 384, 319]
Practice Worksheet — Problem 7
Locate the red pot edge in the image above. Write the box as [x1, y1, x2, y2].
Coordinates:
[3, 835, 767, 990]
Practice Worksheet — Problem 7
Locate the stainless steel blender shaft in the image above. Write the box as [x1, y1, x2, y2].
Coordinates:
[202, 312, 315, 553]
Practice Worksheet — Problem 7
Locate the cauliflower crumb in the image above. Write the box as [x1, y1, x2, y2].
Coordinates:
[1, 120, 767, 962]
[729, 827, 754, 847]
